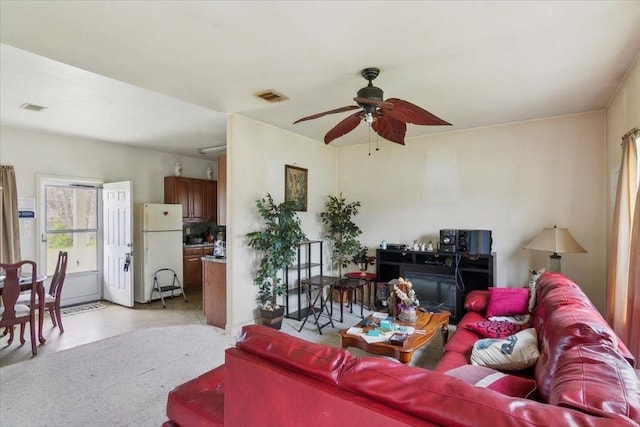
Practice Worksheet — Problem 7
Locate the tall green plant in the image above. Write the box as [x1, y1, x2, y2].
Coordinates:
[320, 194, 362, 276]
[246, 194, 307, 308]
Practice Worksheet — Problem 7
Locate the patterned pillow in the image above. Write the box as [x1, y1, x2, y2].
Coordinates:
[466, 321, 523, 338]
[527, 268, 544, 313]
[486, 287, 530, 318]
[445, 365, 537, 398]
[487, 314, 531, 325]
[471, 328, 540, 371]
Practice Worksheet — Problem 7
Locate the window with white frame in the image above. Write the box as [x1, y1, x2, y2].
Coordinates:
[43, 181, 99, 275]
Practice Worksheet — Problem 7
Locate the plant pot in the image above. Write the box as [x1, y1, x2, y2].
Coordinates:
[260, 306, 284, 330]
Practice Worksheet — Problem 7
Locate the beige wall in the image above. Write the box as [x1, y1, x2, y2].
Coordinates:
[226, 114, 337, 333]
[337, 112, 607, 312]
[5, 56, 638, 326]
[0, 125, 216, 262]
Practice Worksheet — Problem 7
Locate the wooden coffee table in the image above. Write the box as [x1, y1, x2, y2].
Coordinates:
[339, 310, 450, 364]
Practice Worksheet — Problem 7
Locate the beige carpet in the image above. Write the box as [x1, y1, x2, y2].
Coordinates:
[0, 310, 446, 427]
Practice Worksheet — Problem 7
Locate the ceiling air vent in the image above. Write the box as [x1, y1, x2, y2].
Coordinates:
[255, 90, 289, 103]
[19, 103, 47, 111]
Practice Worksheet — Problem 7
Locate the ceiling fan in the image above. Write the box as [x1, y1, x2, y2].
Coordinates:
[293, 67, 451, 146]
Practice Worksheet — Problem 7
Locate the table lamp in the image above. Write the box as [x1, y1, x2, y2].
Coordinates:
[524, 225, 587, 272]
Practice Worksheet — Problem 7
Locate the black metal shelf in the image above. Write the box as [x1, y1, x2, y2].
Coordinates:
[284, 241, 325, 320]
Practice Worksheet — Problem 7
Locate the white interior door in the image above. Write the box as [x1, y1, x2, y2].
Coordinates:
[102, 181, 133, 307]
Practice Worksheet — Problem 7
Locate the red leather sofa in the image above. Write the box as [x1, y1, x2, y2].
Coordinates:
[435, 272, 640, 422]
[164, 272, 640, 426]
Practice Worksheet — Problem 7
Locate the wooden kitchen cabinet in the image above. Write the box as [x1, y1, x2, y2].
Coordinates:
[217, 155, 226, 226]
[203, 260, 226, 328]
[204, 180, 217, 223]
[165, 176, 213, 222]
[183, 247, 204, 291]
[183, 246, 214, 291]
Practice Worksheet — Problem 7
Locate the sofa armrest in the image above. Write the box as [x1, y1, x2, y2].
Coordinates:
[464, 290, 490, 313]
[166, 365, 225, 427]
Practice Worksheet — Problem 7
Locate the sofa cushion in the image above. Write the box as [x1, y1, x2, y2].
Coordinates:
[486, 287, 530, 317]
[445, 365, 537, 398]
[471, 328, 540, 371]
[235, 324, 356, 385]
[466, 321, 523, 338]
[549, 344, 640, 424]
[487, 314, 532, 325]
[443, 310, 486, 354]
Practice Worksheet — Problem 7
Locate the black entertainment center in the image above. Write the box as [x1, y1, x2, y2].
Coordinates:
[376, 248, 495, 324]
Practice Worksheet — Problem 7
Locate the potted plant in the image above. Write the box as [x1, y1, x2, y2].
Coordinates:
[320, 194, 362, 277]
[352, 245, 376, 275]
[246, 193, 307, 329]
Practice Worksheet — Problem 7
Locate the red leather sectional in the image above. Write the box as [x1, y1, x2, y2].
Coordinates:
[164, 272, 640, 426]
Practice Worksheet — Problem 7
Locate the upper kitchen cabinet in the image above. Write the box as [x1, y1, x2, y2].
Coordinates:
[217, 155, 227, 226]
[165, 176, 216, 222]
[205, 180, 217, 223]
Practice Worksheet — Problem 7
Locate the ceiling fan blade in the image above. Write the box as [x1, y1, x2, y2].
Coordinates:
[324, 112, 363, 144]
[293, 105, 360, 124]
[372, 115, 407, 145]
[384, 98, 451, 126]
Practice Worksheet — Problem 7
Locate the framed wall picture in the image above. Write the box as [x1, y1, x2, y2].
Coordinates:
[284, 165, 308, 211]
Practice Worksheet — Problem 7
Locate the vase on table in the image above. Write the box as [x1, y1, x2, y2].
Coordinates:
[398, 305, 417, 323]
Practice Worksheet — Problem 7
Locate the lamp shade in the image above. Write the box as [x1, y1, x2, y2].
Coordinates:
[524, 226, 587, 254]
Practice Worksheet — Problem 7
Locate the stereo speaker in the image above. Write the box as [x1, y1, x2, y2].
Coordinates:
[468, 230, 492, 254]
[439, 229, 457, 253]
[457, 230, 469, 252]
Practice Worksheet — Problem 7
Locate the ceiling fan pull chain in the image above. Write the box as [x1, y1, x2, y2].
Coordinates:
[376, 133, 380, 152]
[368, 124, 372, 156]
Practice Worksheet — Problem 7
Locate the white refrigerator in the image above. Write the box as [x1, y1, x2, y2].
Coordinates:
[134, 203, 184, 303]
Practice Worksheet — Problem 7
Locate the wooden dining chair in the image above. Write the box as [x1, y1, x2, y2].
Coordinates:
[0, 260, 38, 355]
[18, 251, 68, 333]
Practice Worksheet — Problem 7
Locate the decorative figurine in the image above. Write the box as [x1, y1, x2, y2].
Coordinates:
[174, 162, 183, 177]
[427, 241, 434, 252]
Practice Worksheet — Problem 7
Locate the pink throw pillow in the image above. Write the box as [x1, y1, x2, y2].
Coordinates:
[486, 287, 530, 318]
[466, 321, 523, 338]
[445, 365, 537, 398]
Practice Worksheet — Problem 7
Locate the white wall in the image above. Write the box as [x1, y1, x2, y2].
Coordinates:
[226, 114, 337, 333]
[0, 125, 217, 262]
[337, 112, 608, 312]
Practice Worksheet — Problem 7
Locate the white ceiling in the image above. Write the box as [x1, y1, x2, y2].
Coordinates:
[1, 1, 639, 159]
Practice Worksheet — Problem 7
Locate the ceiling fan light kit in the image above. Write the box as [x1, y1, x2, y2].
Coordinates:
[294, 67, 451, 147]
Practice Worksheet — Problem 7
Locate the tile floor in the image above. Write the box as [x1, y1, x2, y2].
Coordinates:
[0, 290, 205, 367]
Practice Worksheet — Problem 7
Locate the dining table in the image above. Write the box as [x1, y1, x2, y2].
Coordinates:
[0, 274, 48, 344]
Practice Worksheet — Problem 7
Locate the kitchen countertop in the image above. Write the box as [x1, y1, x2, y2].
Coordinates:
[202, 256, 226, 263]
[183, 243, 215, 248]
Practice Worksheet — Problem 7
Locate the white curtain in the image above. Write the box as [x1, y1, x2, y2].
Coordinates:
[607, 130, 639, 360]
